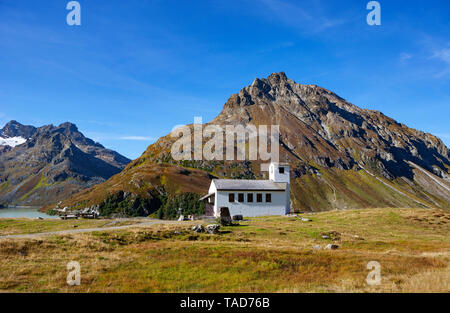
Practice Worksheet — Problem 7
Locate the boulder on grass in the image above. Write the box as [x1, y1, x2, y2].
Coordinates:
[325, 244, 339, 250]
[192, 224, 205, 233]
[233, 215, 243, 221]
[205, 224, 220, 234]
[320, 231, 341, 241]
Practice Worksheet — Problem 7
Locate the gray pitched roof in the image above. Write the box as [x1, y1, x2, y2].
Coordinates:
[212, 179, 287, 191]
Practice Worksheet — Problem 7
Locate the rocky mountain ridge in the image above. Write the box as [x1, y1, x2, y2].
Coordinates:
[0, 121, 130, 206]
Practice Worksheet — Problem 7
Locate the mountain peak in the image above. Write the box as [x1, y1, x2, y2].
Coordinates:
[58, 122, 79, 132]
[251, 72, 290, 88]
[3, 120, 23, 130]
[267, 71, 288, 82]
[1, 120, 36, 139]
[222, 71, 308, 111]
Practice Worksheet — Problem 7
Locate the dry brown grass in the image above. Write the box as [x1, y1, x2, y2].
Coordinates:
[0, 218, 140, 236]
[400, 266, 450, 293]
[0, 208, 448, 293]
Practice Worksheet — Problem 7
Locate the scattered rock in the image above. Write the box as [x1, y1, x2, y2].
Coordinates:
[312, 245, 322, 250]
[325, 244, 339, 250]
[298, 217, 311, 222]
[205, 224, 220, 234]
[233, 215, 243, 221]
[192, 224, 205, 233]
[320, 231, 341, 241]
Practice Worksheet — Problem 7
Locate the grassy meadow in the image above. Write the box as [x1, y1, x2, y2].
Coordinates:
[0, 218, 140, 236]
[0, 208, 449, 292]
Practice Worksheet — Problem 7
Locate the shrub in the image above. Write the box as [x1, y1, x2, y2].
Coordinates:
[98, 191, 204, 220]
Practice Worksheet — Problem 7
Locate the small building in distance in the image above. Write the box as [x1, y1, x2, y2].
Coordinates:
[200, 162, 290, 217]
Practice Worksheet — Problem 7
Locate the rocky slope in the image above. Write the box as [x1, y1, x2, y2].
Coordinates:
[56, 73, 450, 214]
[0, 121, 130, 206]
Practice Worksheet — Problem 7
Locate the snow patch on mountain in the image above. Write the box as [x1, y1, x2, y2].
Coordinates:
[0, 136, 27, 147]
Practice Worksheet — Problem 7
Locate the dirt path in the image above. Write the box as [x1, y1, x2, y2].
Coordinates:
[0, 219, 181, 240]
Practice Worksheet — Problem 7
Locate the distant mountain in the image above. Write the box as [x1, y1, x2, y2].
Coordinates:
[57, 73, 450, 215]
[0, 121, 130, 206]
[0, 120, 35, 148]
[0, 120, 36, 139]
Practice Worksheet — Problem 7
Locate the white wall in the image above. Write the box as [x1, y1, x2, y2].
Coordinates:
[269, 163, 290, 183]
[215, 190, 287, 217]
[269, 163, 290, 213]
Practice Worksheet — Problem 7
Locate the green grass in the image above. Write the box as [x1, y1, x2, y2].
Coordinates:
[0, 180, 10, 191]
[19, 175, 54, 201]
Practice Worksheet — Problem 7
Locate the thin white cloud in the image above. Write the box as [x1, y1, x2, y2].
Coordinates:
[119, 136, 154, 141]
[86, 120, 116, 127]
[258, 0, 347, 34]
[84, 131, 155, 142]
[432, 48, 450, 64]
[413, 36, 450, 79]
[256, 41, 295, 54]
[399, 52, 412, 63]
[429, 44, 450, 78]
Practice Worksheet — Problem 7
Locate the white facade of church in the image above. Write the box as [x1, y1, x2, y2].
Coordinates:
[201, 162, 290, 217]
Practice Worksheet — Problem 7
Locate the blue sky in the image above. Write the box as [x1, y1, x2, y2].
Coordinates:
[0, 0, 449, 159]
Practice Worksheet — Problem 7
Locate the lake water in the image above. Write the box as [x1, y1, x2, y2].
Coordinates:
[0, 207, 58, 219]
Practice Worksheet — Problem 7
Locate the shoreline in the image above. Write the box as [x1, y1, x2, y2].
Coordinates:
[1, 205, 41, 209]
